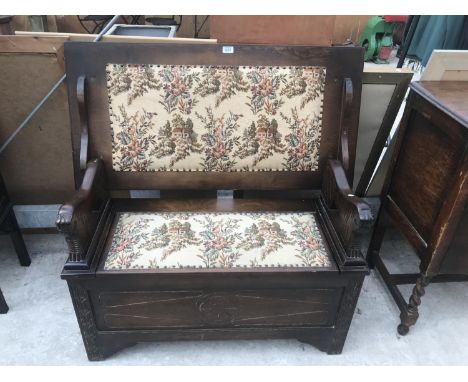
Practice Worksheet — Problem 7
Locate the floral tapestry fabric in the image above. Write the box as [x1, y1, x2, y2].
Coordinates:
[107, 64, 326, 172]
[104, 212, 332, 270]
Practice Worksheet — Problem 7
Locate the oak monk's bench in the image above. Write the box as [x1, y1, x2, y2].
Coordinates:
[56, 42, 372, 361]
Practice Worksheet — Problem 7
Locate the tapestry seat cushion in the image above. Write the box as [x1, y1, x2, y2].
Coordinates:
[103, 211, 333, 270]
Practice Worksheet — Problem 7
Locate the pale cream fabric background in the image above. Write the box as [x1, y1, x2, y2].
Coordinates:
[104, 212, 331, 270]
[107, 65, 326, 172]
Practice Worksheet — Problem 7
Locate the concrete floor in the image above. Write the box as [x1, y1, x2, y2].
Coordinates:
[1, 230, 468, 366]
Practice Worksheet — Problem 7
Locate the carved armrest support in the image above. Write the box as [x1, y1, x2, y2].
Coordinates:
[56, 158, 108, 267]
[322, 159, 373, 265]
[338, 78, 353, 173]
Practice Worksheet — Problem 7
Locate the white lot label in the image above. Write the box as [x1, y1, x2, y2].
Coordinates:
[222, 46, 234, 54]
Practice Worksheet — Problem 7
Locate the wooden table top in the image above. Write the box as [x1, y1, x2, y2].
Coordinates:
[411, 81, 468, 129]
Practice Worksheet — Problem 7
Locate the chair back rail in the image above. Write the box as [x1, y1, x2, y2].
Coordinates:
[64, 42, 363, 190]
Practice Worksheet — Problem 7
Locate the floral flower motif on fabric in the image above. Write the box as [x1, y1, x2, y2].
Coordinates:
[195, 215, 242, 268]
[153, 114, 202, 168]
[111, 106, 157, 171]
[281, 67, 326, 109]
[105, 217, 152, 269]
[235, 115, 286, 167]
[194, 67, 249, 107]
[195, 107, 242, 171]
[107, 64, 326, 172]
[157, 66, 200, 114]
[238, 220, 293, 260]
[281, 108, 323, 171]
[245, 67, 286, 115]
[104, 212, 332, 270]
[288, 216, 330, 267]
[107, 64, 162, 106]
[143, 220, 200, 260]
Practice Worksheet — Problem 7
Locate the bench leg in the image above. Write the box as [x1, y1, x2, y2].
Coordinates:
[0, 288, 9, 314]
[328, 277, 364, 354]
[6, 210, 31, 266]
[68, 283, 135, 361]
[398, 273, 431, 336]
[298, 336, 330, 354]
[68, 283, 108, 360]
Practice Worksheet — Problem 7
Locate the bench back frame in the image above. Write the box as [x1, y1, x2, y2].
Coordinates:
[64, 42, 363, 191]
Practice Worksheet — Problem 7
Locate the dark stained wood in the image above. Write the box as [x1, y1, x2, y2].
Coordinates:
[94, 288, 341, 330]
[76, 75, 89, 170]
[64, 43, 364, 189]
[322, 159, 372, 265]
[384, 270, 468, 285]
[338, 78, 353, 173]
[385, 196, 427, 255]
[113, 197, 315, 213]
[398, 274, 431, 336]
[0, 171, 31, 267]
[0, 170, 31, 315]
[65, 268, 362, 359]
[0, 288, 8, 314]
[440, 202, 468, 274]
[327, 277, 364, 354]
[388, 109, 464, 243]
[367, 80, 468, 335]
[56, 159, 109, 270]
[58, 43, 369, 360]
[354, 70, 413, 196]
[412, 81, 468, 128]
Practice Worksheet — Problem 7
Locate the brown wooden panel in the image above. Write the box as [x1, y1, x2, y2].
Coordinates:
[94, 288, 342, 330]
[388, 110, 464, 241]
[385, 195, 427, 255]
[52, 15, 211, 39]
[0, 35, 67, 53]
[0, 50, 75, 204]
[332, 16, 372, 44]
[440, 204, 468, 274]
[113, 197, 315, 213]
[64, 42, 363, 190]
[210, 16, 335, 45]
[411, 81, 468, 128]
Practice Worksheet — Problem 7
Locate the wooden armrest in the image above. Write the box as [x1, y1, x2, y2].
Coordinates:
[56, 158, 109, 267]
[322, 159, 373, 266]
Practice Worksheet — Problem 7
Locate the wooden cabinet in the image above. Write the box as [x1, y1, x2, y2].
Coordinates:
[368, 81, 468, 335]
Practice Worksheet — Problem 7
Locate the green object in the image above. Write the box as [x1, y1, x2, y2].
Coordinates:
[358, 16, 394, 63]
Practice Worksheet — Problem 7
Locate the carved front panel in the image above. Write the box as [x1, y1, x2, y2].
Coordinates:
[94, 289, 341, 330]
[106, 64, 326, 172]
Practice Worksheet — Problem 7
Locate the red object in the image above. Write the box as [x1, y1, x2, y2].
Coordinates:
[378, 46, 393, 60]
[384, 15, 408, 23]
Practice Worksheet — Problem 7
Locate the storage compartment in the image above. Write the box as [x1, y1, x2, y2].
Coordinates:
[93, 288, 343, 330]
